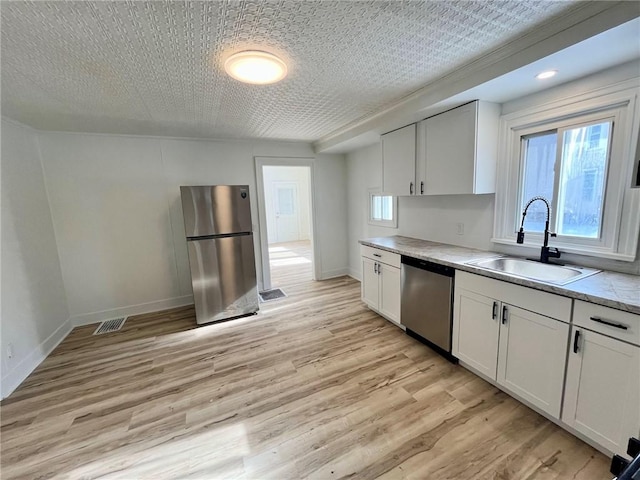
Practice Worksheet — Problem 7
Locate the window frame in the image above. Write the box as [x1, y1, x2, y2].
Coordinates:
[493, 81, 640, 261]
[368, 189, 398, 228]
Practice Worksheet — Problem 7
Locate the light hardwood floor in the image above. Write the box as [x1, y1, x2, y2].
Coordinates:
[1, 272, 610, 479]
[269, 240, 313, 288]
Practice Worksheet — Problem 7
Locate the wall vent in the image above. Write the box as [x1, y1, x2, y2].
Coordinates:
[93, 317, 127, 335]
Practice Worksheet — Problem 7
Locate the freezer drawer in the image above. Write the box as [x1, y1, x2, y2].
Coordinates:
[181, 185, 253, 237]
[187, 234, 258, 324]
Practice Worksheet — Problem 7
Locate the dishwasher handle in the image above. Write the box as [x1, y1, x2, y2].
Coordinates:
[401, 255, 454, 277]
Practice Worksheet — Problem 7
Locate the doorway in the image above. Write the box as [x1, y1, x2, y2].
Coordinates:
[255, 157, 319, 291]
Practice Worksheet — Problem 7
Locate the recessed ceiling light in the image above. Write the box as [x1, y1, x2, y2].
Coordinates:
[224, 51, 287, 85]
[536, 70, 558, 80]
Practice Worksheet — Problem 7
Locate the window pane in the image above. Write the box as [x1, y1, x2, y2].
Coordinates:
[381, 196, 392, 220]
[371, 194, 393, 222]
[520, 132, 557, 232]
[557, 121, 610, 238]
[371, 195, 382, 220]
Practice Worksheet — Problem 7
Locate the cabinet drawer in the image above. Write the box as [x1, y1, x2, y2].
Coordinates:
[456, 271, 571, 323]
[361, 245, 401, 268]
[573, 300, 640, 346]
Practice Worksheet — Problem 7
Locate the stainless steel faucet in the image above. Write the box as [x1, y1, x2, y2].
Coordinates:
[517, 196, 562, 263]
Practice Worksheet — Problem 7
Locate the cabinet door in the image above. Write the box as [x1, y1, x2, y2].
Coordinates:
[361, 257, 379, 309]
[562, 328, 640, 456]
[424, 102, 476, 195]
[379, 263, 401, 324]
[497, 305, 569, 418]
[382, 124, 416, 196]
[452, 288, 500, 380]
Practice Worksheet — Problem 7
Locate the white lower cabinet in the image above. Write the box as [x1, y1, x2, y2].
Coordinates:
[362, 257, 380, 307]
[562, 326, 640, 457]
[497, 304, 569, 418]
[453, 288, 500, 379]
[360, 246, 401, 325]
[454, 271, 640, 458]
[453, 272, 571, 418]
[378, 262, 401, 322]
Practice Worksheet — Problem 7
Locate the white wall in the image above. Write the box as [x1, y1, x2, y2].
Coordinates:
[346, 143, 494, 279]
[36, 132, 348, 325]
[1, 119, 70, 399]
[314, 154, 349, 279]
[263, 166, 311, 243]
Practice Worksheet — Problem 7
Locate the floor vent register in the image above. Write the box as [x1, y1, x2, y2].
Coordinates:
[259, 288, 287, 303]
[93, 317, 127, 335]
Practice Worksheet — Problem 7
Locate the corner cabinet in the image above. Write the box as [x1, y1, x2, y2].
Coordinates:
[453, 271, 571, 418]
[361, 246, 402, 327]
[562, 301, 640, 458]
[381, 124, 416, 196]
[418, 100, 500, 195]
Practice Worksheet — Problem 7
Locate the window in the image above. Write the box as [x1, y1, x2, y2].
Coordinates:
[493, 81, 640, 261]
[518, 120, 611, 239]
[369, 189, 397, 228]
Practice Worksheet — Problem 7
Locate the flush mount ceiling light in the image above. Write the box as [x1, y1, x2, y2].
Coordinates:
[224, 51, 287, 85]
[536, 70, 558, 80]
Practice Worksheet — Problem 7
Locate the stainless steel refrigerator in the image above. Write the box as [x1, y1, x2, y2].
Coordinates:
[180, 185, 259, 325]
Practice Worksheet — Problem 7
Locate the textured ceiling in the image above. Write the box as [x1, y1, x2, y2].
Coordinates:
[1, 0, 582, 142]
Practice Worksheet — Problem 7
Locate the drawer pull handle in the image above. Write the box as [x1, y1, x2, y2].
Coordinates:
[373, 253, 382, 258]
[573, 330, 581, 354]
[589, 316, 629, 330]
[492, 301, 498, 320]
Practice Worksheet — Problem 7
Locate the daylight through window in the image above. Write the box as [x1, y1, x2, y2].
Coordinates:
[519, 120, 612, 239]
[369, 191, 397, 228]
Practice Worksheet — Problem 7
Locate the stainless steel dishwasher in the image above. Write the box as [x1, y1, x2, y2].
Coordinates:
[401, 256, 457, 362]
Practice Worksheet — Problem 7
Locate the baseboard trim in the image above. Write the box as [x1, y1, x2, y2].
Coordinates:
[71, 295, 194, 327]
[320, 268, 349, 280]
[1, 318, 72, 400]
[348, 268, 361, 282]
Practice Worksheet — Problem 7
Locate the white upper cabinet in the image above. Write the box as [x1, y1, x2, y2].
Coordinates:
[381, 124, 416, 196]
[418, 100, 500, 195]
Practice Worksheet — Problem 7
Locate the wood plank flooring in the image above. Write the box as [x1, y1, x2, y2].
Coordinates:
[269, 240, 313, 288]
[0, 274, 610, 479]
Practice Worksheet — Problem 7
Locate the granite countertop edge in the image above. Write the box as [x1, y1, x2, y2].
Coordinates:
[360, 236, 640, 316]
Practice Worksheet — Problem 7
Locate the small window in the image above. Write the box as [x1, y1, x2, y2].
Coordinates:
[368, 190, 397, 228]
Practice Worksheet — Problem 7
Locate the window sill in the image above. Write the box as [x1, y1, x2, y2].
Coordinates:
[368, 220, 398, 229]
[491, 237, 636, 262]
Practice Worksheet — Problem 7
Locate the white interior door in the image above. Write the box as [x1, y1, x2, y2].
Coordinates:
[274, 182, 299, 242]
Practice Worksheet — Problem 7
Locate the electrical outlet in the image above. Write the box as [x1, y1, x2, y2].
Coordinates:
[456, 223, 465, 235]
[7, 342, 13, 359]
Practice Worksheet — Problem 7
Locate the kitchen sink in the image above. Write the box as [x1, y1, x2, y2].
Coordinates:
[466, 257, 600, 285]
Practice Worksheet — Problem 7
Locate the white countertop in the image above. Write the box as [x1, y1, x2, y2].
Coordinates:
[360, 236, 640, 315]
